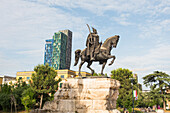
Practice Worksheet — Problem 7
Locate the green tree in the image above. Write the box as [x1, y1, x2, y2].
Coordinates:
[30, 64, 61, 109]
[0, 80, 31, 112]
[149, 87, 162, 107]
[21, 87, 36, 111]
[12, 79, 29, 111]
[137, 89, 161, 108]
[111, 68, 139, 112]
[143, 71, 170, 110]
[0, 84, 11, 111]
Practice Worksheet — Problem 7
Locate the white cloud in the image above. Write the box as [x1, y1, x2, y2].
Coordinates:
[161, 7, 170, 14]
[112, 13, 131, 26]
[138, 18, 170, 43]
[118, 44, 170, 73]
[35, 0, 170, 16]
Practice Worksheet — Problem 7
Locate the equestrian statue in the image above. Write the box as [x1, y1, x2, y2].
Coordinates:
[74, 24, 120, 76]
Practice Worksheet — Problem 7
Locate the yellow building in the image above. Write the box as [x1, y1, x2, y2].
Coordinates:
[0, 77, 3, 85]
[55, 69, 91, 79]
[16, 69, 91, 82]
[16, 71, 35, 83]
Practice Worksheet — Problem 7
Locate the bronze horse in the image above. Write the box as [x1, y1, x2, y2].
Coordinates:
[74, 35, 120, 76]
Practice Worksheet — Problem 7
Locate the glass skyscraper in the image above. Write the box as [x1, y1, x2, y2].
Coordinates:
[44, 30, 72, 70]
[44, 39, 53, 67]
[59, 30, 72, 70]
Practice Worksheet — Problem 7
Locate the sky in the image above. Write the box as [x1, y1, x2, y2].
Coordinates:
[0, 0, 170, 89]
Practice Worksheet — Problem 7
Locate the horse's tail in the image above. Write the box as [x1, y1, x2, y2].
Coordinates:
[74, 49, 81, 66]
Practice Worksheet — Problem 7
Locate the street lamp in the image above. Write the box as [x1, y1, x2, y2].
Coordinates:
[130, 78, 135, 113]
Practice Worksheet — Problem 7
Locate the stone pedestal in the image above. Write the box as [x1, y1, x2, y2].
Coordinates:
[43, 78, 120, 113]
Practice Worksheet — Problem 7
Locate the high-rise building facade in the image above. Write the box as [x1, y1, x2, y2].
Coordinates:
[52, 32, 67, 70]
[44, 30, 72, 70]
[44, 39, 53, 66]
[59, 30, 72, 70]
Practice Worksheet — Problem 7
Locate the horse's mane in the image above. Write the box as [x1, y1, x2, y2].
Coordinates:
[101, 35, 118, 48]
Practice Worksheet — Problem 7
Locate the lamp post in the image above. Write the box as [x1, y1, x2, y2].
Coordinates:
[130, 78, 135, 113]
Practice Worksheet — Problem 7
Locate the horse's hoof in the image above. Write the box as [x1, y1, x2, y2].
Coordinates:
[91, 71, 95, 76]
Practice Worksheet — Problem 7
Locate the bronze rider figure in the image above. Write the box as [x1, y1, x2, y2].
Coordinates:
[86, 25, 100, 61]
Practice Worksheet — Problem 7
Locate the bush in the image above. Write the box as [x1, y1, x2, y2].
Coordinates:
[21, 87, 36, 111]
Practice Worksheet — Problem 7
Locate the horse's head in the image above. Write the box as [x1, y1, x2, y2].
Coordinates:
[101, 35, 120, 50]
[111, 35, 120, 48]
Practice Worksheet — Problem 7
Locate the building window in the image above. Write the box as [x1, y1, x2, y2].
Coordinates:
[27, 77, 30, 80]
[59, 83, 63, 88]
[60, 75, 64, 78]
[19, 77, 22, 80]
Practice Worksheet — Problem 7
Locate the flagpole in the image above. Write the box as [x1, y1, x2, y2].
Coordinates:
[132, 85, 134, 113]
[130, 78, 135, 113]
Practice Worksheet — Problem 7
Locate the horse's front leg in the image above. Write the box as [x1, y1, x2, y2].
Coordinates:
[101, 61, 107, 75]
[108, 55, 116, 66]
[101, 52, 116, 66]
[87, 61, 94, 75]
[79, 61, 85, 77]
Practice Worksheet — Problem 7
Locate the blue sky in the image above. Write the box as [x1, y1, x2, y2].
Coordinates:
[0, 0, 170, 89]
